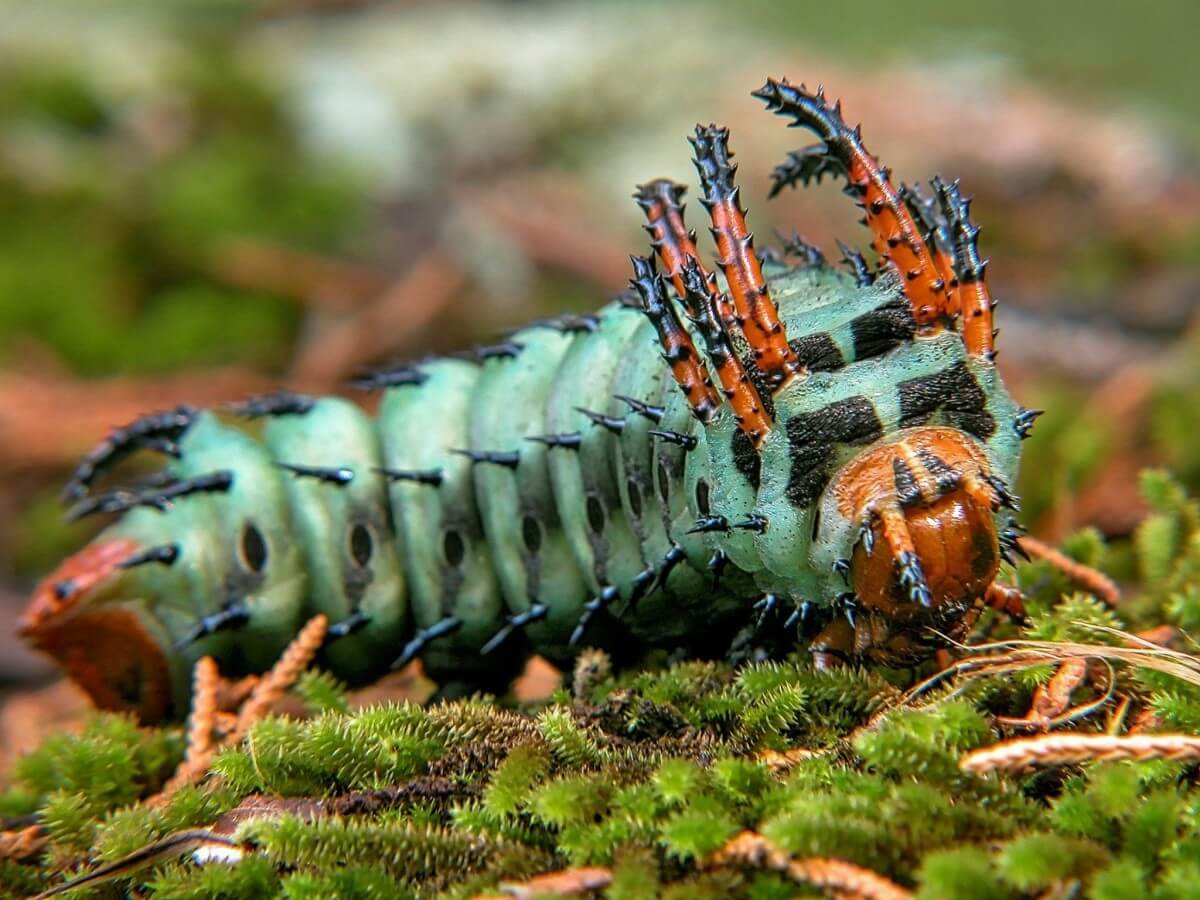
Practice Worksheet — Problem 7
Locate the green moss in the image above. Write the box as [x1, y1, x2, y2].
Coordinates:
[13, 472, 1200, 897]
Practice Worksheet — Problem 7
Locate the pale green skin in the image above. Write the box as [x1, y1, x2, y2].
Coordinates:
[77, 261, 1022, 716]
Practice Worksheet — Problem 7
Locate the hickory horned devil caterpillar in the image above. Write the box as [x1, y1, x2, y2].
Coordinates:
[21, 78, 1042, 723]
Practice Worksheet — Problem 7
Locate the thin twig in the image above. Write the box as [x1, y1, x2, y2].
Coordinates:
[487, 866, 614, 898]
[1018, 536, 1121, 607]
[707, 830, 912, 900]
[960, 733, 1200, 775]
[229, 615, 328, 743]
[153, 656, 221, 801]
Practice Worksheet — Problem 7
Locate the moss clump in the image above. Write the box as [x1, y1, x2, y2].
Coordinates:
[7, 472, 1200, 898]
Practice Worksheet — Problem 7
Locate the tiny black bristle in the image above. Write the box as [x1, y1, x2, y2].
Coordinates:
[688, 515, 730, 534]
[526, 432, 583, 450]
[733, 513, 768, 533]
[648, 429, 698, 451]
[392, 616, 462, 670]
[1013, 408, 1044, 440]
[228, 390, 315, 419]
[480, 603, 549, 656]
[452, 341, 524, 363]
[175, 603, 250, 650]
[895, 550, 933, 607]
[766, 143, 845, 198]
[375, 467, 444, 487]
[346, 364, 427, 391]
[119, 544, 180, 569]
[276, 462, 354, 486]
[569, 585, 620, 647]
[615, 394, 665, 423]
[66, 470, 233, 522]
[836, 239, 875, 287]
[61, 405, 196, 503]
[575, 407, 625, 434]
[707, 548, 729, 590]
[451, 449, 521, 469]
[777, 230, 826, 268]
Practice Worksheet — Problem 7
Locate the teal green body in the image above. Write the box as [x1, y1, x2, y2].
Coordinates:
[86, 260, 1023, 716]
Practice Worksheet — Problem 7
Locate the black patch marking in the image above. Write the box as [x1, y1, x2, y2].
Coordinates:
[897, 361, 996, 440]
[916, 449, 962, 494]
[730, 429, 761, 490]
[788, 331, 845, 371]
[850, 299, 917, 361]
[785, 396, 884, 506]
[119, 544, 180, 569]
[892, 457, 921, 507]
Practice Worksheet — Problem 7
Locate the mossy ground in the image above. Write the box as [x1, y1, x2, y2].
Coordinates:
[4, 472, 1200, 898]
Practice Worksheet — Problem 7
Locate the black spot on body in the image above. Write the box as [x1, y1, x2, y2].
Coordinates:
[626, 478, 643, 519]
[240, 522, 268, 572]
[785, 397, 884, 506]
[850, 299, 916, 361]
[521, 515, 542, 553]
[349, 523, 373, 566]
[788, 332, 845, 371]
[586, 494, 606, 534]
[898, 361, 996, 439]
[695, 479, 710, 516]
[443, 529, 465, 567]
[656, 461, 671, 504]
[730, 430, 761, 490]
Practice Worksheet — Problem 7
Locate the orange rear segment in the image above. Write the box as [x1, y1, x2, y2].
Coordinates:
[19, 538, 174, 722]
[853, 493, 999, 616]
[830, 428, 1001, 614]
[753, 79, 951, 333]
[690, 126, 804, 393]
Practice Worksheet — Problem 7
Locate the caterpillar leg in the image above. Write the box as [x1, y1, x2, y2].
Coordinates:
[753, 79, 951, 333]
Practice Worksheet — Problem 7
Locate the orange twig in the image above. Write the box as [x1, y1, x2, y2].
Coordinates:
[487, 866, 613, 898]
[1018, 535, 1121, 607]
[960, 733, 1200, 775]
[154, 656, 222, 800]
[229, 615, 328, 743]
[708, 831, 912, 900]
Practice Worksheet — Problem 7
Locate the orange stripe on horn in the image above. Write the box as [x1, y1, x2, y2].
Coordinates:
[629, 255, 722, 423]
[754, 79, 950, 333]
[933, 177, 995, 359]
[680, 258, 773, 444]
[635, 179, 699, 307]
[690, 125, 804, 394]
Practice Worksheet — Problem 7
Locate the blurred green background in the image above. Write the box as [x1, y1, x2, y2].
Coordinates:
[1, 0, 1198, 676]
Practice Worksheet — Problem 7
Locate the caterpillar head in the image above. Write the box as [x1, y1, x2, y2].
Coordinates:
[816, 426, 1006, 665]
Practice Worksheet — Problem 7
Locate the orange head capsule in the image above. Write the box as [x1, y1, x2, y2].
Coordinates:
[817, 427, 1006, 665]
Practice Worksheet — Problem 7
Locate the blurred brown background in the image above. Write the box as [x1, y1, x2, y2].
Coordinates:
[0, 0, 1197, 750]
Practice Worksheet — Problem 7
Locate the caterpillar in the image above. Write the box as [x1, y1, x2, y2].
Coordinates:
[19, 78, 1038, 723]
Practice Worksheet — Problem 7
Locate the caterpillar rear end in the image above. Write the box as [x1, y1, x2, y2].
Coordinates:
[19, 78, 1038, 722]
